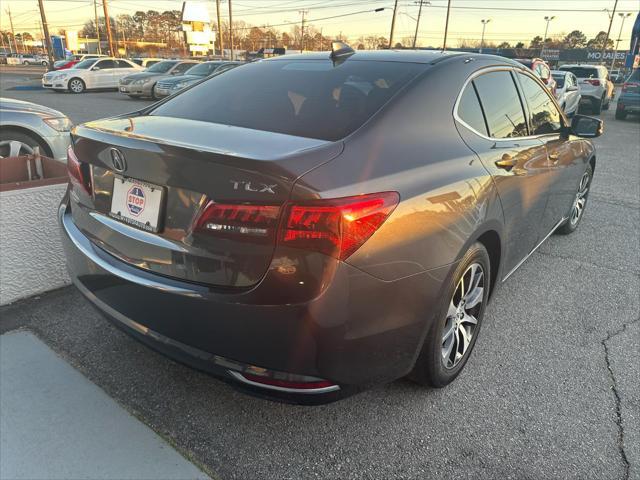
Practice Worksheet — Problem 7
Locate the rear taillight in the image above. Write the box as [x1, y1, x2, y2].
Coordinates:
[194, 201, 280, 239]
[67, 145, 92, 195]
[281, 192, 399, 260]
[193, 192, 399, 260]
[585, 79, 601, 86]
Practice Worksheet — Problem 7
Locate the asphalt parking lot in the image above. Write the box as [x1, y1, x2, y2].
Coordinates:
[1, 65, 639, 480]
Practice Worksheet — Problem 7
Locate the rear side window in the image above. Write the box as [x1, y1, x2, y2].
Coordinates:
[472, 71, 528, 139]
[457, 84, 487, 135]
[151, 60, 426, 141]
[518, 73, 563, 135]
[552, 74, 566, 88]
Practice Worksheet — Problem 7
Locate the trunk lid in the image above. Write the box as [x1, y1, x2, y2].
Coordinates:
[70, 115, 342, 288]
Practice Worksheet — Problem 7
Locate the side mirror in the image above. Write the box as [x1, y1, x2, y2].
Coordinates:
[571, 115, 604, 138]
[567, 85, 579, 92]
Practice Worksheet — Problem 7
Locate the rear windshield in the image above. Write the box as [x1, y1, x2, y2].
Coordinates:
[560, 67, 598, 78]
[552, 73, 565, 88]
[150, 59, 425, 141]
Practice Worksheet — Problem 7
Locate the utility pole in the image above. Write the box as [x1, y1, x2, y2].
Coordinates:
[442, 0, 452, 50]
[600, 0, 618, 63]
[228, 0, 234, 60]
[120, 19, 127, 56]
[480, 18, 491, 53]
[6, 7, 19, 53]
[215, 0, 224, 57]
[542, 15, 555, 48]
[94, 0, 102, 54]
[299, 10, 308, 52]
[388, 0, 398, 49]
[610, 12, 631, 71]
[102, 0, 115, 56]
[37, 0, 54, 68]
[413, 0, 429, 49]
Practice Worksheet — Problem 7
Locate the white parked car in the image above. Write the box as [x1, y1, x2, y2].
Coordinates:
[42, 57, 142, 93]
[558, 64, 613, 114]
[551, 70, 581, 117]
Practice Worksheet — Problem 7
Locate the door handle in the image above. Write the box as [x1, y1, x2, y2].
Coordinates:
[495, 154, 517, 171]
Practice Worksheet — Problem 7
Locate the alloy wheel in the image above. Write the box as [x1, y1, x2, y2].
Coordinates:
[570, 171, 590, 226]
[442, 263, 484, 369]
[0, 140, 36, 158]
[69, 79, 84, 93]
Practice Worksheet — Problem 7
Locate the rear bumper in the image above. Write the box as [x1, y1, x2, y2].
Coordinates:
[617, 94, 640, 112]
[59, 195, 451, 401]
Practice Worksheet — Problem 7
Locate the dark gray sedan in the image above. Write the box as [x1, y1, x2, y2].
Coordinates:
[60, 48, 602, 403]
[154, 61, 241, 98]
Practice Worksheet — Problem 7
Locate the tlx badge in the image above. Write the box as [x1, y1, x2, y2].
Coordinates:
[230, 180, 277, 194]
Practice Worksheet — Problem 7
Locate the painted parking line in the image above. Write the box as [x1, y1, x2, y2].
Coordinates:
[0, 331, 210, 480]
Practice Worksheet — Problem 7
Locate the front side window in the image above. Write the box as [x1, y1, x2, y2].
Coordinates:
[472, 70, 528, 139]
[73, 59, 98, 69]
[457, 83, 487, 135]
[518, 73, 563, 135]
[146, 61, 178, 73]
[151, 59, 425, 141]
[117, 60, 134, 68]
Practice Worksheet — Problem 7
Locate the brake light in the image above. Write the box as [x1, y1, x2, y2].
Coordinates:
[281, 192, 399, 260]
[194, 201, 280, 239]
[585, 79, 601, 86]
[67, 145, 92, 195]
[194, 192, 399, 259]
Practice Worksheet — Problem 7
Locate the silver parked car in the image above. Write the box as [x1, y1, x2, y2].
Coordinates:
[0, 97, 71, 161]
[551, 70, 581, 117]
[118, 60, 200, 99]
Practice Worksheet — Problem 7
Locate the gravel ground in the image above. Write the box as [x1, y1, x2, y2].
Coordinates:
[1, 66, 638, 480]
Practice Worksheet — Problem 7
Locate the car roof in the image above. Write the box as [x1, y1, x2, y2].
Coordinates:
[265, 49, 469, 64]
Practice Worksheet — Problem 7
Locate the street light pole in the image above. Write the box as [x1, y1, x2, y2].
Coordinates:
[600, 0, 618, 63]
[480, 18, 491, 53]
[102, 0, 116, 56]
[610, 12, 631, 71]
[412, 0, 430, 49]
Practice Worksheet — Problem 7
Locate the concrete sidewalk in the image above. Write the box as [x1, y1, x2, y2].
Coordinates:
[0, 331, 210, 480]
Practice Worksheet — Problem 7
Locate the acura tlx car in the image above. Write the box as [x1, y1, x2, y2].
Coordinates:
[60, 47, 603, 403]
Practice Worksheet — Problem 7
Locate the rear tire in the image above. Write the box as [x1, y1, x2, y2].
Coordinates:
[615, 109, 627, 120]
[556, 164, 593, 235]
[408, 242, 490, 387]
[150, 83, 158, 100]
[602, 97, 610, 110]
[592, 96, 603, 114]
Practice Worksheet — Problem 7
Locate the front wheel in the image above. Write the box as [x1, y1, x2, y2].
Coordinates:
[592, 96, 603, 114]
[556, 165, 592, 235]
[409, 243, 490, 387]
[68, 78, 85, 94]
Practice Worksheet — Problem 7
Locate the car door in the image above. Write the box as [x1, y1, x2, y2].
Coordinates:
[90, 59, 116, 88]
[516, 71, 579, 234]
[455, 68, 554, 275]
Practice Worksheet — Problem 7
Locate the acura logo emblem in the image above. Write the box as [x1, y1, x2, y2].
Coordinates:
[110, 148, 127, 173]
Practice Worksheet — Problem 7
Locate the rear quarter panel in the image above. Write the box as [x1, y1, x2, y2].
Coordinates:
[293, 57, 504, 282]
